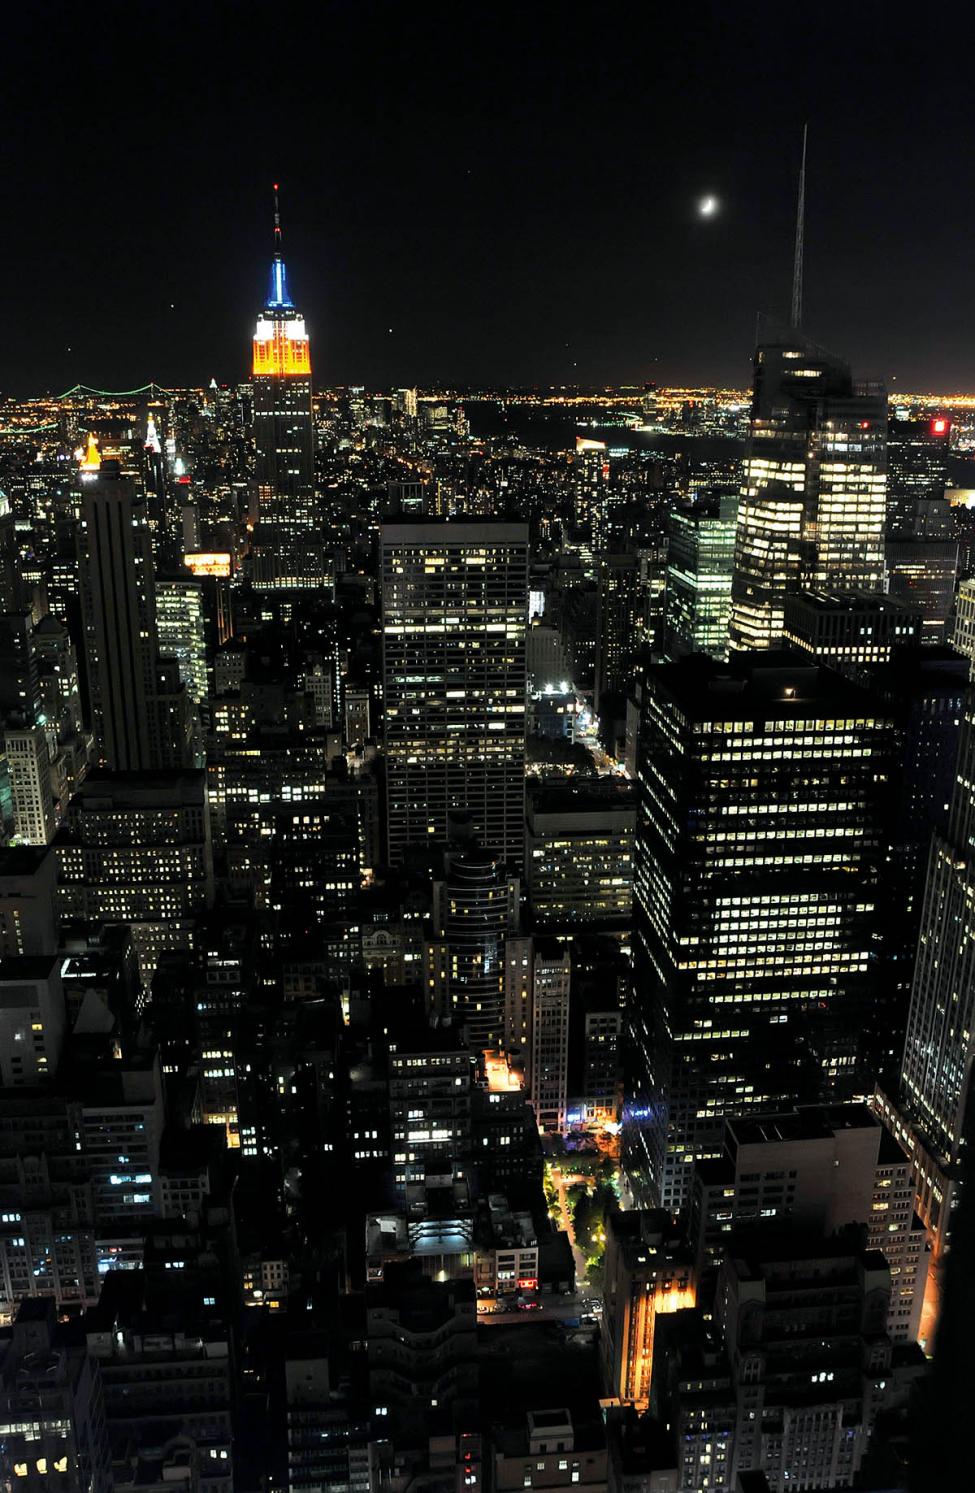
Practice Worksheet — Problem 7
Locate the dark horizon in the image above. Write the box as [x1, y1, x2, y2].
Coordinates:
[7, 2, 975, 396]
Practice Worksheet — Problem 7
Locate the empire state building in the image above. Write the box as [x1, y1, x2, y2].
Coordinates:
[250, 187, 321, 589]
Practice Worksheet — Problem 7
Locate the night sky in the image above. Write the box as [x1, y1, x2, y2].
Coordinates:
[7, 2, 975, 395]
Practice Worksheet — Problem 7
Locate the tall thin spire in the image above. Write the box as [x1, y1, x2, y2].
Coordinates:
[266, 182, 293, 309]
[791, 124, 808, 329]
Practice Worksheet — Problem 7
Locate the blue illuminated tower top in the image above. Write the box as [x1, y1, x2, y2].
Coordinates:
[266, 183, 294, 309]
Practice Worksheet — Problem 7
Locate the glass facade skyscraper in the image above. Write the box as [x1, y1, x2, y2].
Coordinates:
[730, 340, 887, 652]
[624, 653, 893, 1213]
[664, 493, 738, 661]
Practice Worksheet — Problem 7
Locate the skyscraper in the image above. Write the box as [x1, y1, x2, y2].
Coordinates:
[890, 691, 975, 1253]
[427, 849, 520, 1052]
[594, 553, 642, 713]
[624, 653, 893, 1213]
[730, 338, 887, 651]
[76, 460, 194, 771]
[249, 188, 319, 590]
[380, 521, 528, 867]
[664, 493, 738, 661]
[886, 415, 951, 538]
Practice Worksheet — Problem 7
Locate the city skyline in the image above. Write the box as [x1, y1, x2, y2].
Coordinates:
[0, 8, 973, 1489]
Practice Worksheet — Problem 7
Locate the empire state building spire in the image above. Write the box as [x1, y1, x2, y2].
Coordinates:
[267, 182, 293, 309]
[249, 185, 318, 589]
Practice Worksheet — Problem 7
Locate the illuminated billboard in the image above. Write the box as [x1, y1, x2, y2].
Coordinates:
[184, 551, 232, 578]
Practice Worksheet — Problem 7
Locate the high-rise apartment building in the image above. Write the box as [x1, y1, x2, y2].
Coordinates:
[625, 654, 893, 1213]
[730, 339, 886, 651]
[529, 940, 571, 1135]
[249, 192, 318, 590]
[76, 461, 194, 771]
[427, 850, 520, 1052]
[380, 522, 528, 866]
[664, 494, 738, 661]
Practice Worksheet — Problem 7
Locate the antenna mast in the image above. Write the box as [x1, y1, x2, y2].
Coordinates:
[791, 125, 807, 329]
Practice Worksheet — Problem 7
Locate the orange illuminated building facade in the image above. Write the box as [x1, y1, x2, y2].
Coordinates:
[601, 1208, 696, 1408]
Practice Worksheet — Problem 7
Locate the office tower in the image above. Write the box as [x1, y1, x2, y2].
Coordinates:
[889, 693, 975, 1254]
[249, 190, 318, 589]
[55, 770, 213, 983]
[885, 526, 959, 642]
[600, 1210, 694, 1408]
[154, 577, 208, 706]
[381, 522, 528, 866]
[594, 554, 642, 713]
[0, 1299, 113, 1492]
[688, 1104, 929, 1343]
[664, 493, 738, 661]
[730, 339, 887, 651]
[76, 461, 194, 770]
[0, 612, 41, 726]
[0, 955, 65, 1085]
[427, 850, 520, 1052]
[867, 646, 968, 1059]
[886, 415, 951, 538]
[783, 589, 923, 679]
[526, 781, 635, 928]
[529, 940, 571, 1134]
[4, 726, 56, 845]
[953, 575, 975, 673]
[527, 621, 570, 694]
[625, 654, 893, 1214]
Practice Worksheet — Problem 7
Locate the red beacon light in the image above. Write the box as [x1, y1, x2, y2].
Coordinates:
[931, 417, 949, 435]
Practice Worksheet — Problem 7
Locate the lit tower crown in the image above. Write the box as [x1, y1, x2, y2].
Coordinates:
[252, 184, 311, 377]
